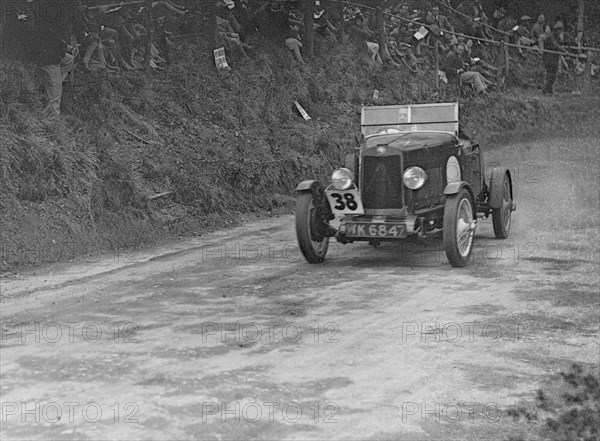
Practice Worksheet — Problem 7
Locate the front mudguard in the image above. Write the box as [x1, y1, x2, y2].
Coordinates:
[296, 180, 325, 197]
[444, 181, 475, 203]
[295, 180, 335, 238]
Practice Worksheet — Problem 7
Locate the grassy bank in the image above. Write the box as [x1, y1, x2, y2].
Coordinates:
[0, 36, 596, 270]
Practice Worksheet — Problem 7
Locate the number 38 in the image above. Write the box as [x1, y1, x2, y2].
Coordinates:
[331, 193, 358, 211]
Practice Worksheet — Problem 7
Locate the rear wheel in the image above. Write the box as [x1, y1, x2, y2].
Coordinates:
[296, 192, 329, 263]
[492, 174, 512, 239]
[443, 189, 476, 267]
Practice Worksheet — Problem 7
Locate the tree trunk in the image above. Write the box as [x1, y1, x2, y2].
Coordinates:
[145, 0, 155, 68]
[496, 42, 505, 88]
[207, 0, 218, 50]
[376, 0, 384, 48]
[434, 39, 439, 90]
[577, 0, 585, 55]
[577, 0, 585, 34]
[503, 41, 509, 79]
[194, 0, 203, 45]
[304, 0, 314, 57]
[337, 0, 345, 42]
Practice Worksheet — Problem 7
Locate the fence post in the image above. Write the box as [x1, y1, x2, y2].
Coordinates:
[144, 0, 155, 68]
[434, 39, 439, 90]
[583, 49, 592, 94]
[496, 42, 504, 87]
[503, 41, 509, 79]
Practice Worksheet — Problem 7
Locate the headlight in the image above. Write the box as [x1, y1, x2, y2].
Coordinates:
[331, 168, 354, 190]
[403, 166, 427, 190]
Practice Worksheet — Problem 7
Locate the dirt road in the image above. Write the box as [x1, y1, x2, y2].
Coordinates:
[1, 106, 599, 440]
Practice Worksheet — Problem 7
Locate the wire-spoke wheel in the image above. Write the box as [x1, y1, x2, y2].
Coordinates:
[296, 192, 329, 263]
[492, 174, 512, 239]
[443, 189, 476, 267]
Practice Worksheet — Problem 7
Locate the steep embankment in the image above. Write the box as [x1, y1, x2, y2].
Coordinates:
[0, 36, 595, 270]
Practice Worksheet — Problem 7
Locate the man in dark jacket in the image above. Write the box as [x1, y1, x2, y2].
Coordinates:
[27, 0, 85, 116]
[542, 21, 564, 95]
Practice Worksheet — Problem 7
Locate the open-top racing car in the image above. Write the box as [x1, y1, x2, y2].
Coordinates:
[295, 102, 516, 267]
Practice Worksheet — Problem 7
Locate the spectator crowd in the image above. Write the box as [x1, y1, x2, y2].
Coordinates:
[1, 0, 597, 116]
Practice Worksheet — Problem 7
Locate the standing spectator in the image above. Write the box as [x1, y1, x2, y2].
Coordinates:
[514, 15, 535, 57]
[556, 22, 573, 73]
[28, 0, 85, 117]
[531, 14, 546, 49]
[539, 24, 552, 53]
[542, 21, 564, 95]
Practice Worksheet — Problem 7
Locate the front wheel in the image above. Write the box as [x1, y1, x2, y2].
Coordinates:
[443, 189, 476, 267]
[296, 192, 329, 263]
[491, 173, 513, 239]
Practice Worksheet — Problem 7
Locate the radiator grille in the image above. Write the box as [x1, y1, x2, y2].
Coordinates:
[362, 156, 403, 209]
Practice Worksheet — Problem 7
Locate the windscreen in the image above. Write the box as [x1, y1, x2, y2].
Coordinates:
[361, 103, 459, 138]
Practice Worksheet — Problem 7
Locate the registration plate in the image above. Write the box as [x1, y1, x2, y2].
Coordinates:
[344, 223, 407, 238]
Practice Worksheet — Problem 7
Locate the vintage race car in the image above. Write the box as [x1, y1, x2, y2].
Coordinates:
[295, 102, 516, 267]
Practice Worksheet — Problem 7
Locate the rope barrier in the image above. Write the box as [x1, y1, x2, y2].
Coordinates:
[431, 0, 511, 38]
[332, 0, 595, 60]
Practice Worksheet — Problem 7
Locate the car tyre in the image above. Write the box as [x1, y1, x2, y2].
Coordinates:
[296, 192, 329, 263]
[491, 173, 512, 239]
[443, 189, 475, 267]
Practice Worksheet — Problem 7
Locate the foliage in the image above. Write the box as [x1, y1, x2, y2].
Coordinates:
[507, 363, 600, 441]
[0, 32, 595, 269]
